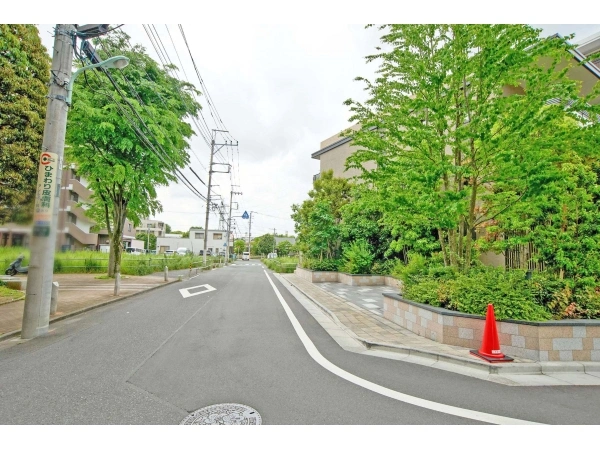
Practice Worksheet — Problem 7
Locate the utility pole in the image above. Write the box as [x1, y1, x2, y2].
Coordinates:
[248, 212, 253, 255]
[226, 189, 242, 262]
[203, 130, 237, 265]
[273, 228, 276, 254]
[21, 24, 76, 339]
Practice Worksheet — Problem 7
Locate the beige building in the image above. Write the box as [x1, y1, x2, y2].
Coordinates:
[311, 123, 376, 181]
[136, 219, 166, 238]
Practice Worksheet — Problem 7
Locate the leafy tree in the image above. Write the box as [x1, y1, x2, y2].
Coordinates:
[276, 240, 293, 257]
[135, 232, 157, 251]
[291, 170, 352, 259]
[165, 223, 171, 233]
[345, 24, 598, 271]
[253, 234, 276, 256]
[234, 239, 246, 255]
[0, 25, 50, 223]
[66, 30, 201, 276]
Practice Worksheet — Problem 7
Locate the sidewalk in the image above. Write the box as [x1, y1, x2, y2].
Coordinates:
[0, 271, 182, 340]
[280, 273, 600, 386]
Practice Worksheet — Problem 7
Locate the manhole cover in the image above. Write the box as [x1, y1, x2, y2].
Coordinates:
[180, 403, 262, 425]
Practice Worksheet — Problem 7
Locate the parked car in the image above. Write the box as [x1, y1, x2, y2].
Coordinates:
[176, 247, 189, 256]
[125, 247, 145, 256]
[242, 252, 250, 261]
[164, 250, 175, 256]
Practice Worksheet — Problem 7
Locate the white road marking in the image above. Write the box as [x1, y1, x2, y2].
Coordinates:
[362, 299, 377, 303]
[179, 284, 216, 298]
[263, 270, 543, 425]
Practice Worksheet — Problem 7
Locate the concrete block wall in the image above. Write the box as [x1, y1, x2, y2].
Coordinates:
[294, 268, 401, 288]
[383, 293, 600, 362]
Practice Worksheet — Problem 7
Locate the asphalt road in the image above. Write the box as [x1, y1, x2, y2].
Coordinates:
[1, 262, 599, 424]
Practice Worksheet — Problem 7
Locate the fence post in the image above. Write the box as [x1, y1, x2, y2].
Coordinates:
[164, 266, 168, 282]
[50, 281, 59, 315]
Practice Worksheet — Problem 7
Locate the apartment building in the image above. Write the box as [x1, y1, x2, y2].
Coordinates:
[135, 219, 166, 238]
[156, 228, 234, 255]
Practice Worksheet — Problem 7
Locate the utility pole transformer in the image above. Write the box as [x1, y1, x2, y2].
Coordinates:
[22, 24, 76, 339]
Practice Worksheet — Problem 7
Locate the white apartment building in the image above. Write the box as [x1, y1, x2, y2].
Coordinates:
[156, 228, 234, 255]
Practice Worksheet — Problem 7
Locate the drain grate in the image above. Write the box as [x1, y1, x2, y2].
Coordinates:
[180, 403, 262, 425]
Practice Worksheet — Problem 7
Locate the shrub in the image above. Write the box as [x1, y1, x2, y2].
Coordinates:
[303, 258, 342, 271]
[341, 239, 374, 274]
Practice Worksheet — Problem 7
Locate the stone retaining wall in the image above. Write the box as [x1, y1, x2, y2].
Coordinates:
[383, 293, 600, 362]
[294, 267, 399, 288]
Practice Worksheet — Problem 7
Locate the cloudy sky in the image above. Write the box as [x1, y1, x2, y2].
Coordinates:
[23, 2, 600, 241]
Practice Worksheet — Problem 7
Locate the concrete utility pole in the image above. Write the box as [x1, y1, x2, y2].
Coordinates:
[203, 130, 237, 265]
[248, 212, 253, 255]
[226, 189, 242, 262]
[273, 228, 276, 253]
[22, 24, 76, 339]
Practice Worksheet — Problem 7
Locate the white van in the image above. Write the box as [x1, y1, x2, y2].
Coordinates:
[126, 247, 145, 256]
[242, 252, 250, 261]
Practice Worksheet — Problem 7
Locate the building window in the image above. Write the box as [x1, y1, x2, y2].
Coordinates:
[195, 232, 204, 239]
[69, 192, 79, 202]
[213, 233, 222, 240]
[128, 223, 131, 232]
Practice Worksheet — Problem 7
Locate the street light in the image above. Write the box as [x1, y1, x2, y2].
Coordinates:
[66, 56, 129, 105]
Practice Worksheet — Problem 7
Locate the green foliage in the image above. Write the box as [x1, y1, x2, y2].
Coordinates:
[291, 170, 351, 259]
[399, 261, 554, 321]
[341, 239, 374, 274]
[345, 24, 600, 272]
[0, 25, 50, 223]
[234, 239, 247, 255]
[301, 258, 342, 272]
[66, 30, 201, 276]
[135, 232, 157, 250]
[253, 234, 276, 256]
[276, 240, 293, 257]
[262, 257, 298, 273]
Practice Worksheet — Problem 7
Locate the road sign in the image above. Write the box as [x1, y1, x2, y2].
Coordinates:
[242, 211, 249, 219]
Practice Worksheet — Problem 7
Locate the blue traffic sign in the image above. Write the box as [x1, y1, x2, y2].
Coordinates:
[242, 211, 249, 219]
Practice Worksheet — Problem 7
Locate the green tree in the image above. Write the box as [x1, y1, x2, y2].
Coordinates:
[291, 170, 352, 259]
[234, 239, 246, 255]
[345, 24, 598, 271]
[66, 30, 201, 276]
[135, 232, 157, 251]
[165, 223, 172, 233]
[276, 240, 292, 257]
[0, 25, 50, 223]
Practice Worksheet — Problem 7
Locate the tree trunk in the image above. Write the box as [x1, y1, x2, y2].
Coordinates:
[438, 228, 449, 267]
[464, 180, 478, 270]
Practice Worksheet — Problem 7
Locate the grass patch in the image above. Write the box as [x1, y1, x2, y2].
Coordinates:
[0, 285, 25, 305]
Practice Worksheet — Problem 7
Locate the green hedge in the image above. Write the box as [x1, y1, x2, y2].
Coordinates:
[262, 257, 298, 273]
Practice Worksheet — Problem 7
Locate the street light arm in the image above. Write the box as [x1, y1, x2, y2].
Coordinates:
[66, 56, 130, 105]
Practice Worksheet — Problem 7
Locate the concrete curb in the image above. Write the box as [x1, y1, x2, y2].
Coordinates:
[282, 277, 598, 376]
[0, 278, 181, 343]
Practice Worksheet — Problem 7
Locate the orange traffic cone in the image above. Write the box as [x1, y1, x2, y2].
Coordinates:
[470, 304, 514, 363]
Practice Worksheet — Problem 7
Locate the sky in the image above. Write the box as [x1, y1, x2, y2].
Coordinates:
[10, 2, 600, 243]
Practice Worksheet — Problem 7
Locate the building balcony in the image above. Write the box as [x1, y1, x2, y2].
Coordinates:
[65, 222, 98, 246]
[313, 173, 321, 182]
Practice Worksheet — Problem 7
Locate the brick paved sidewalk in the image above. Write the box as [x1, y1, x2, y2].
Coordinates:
[281, 273, 535, 365]
[0, 272, 178, 339]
